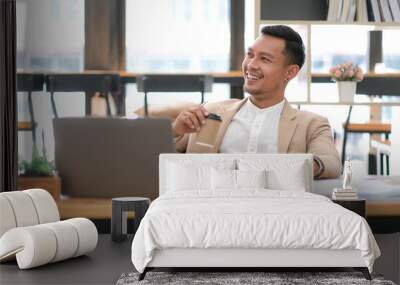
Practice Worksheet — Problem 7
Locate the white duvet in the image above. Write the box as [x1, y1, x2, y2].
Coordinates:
[131, 190, 380, 273]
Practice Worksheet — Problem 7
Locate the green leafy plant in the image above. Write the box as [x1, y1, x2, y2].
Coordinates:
[18, 130, 55, 177]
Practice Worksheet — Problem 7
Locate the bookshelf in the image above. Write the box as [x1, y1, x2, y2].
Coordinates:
[255, 0, 400, 174]
[254, 0, 400, 105]
[256, 0, 400, 25]
[258, 20, 400, 26]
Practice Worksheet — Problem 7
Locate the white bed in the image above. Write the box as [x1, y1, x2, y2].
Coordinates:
[131, 154, 380, 280]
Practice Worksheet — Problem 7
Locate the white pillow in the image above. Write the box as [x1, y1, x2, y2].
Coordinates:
[167, 162, 211, 191]
[166, 159, 236, 192]
[266, 162, 307, 191]
[211, 169, 267, 190]
[238, 159, 309, 191]
[236, 169, 267, 189]
[211, 168, 236, 190]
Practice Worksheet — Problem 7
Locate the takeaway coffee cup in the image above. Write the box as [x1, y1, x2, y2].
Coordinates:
[195, 113, 222, 148]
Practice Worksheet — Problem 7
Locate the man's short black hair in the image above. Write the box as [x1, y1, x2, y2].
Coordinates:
[261, 25, 305, 69]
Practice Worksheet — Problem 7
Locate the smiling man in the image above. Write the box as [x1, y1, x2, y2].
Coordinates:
[172, 25, 341, 179]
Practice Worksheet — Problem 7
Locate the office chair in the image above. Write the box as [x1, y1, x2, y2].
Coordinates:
[46, 74, 120, 118]
[136, 74, 213, 117]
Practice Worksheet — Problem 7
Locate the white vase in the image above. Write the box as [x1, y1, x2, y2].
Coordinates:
[337, 81, 357, 103]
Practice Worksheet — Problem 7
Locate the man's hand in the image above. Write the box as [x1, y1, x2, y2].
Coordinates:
[172, 105, 209, 137]
[313, 158, 324, 178]
[313, 160, 320, 176]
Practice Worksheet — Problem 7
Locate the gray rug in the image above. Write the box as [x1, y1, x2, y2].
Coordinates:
[117, 271, 396, 285]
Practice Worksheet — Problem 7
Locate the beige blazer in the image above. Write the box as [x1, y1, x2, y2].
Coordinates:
[176, 98, 342, 179]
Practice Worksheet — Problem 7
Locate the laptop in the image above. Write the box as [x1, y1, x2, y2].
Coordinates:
[53, 117, 175, 199]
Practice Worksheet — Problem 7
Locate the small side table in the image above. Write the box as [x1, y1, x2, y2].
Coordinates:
[332, 199, 366, 218]
[111, 197, 150, 242]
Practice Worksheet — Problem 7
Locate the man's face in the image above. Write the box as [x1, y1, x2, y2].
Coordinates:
[242, 35, 294, 98]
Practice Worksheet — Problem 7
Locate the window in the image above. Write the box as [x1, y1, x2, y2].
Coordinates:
[381, 29, 400, 73]
[17, 0, 84, 72]
[16, 0, 85, 163]
[311, 25, 372, 102]
[126, 0, 229, 73]
[311, 25, 371, 74]
[125, 0, 231, 112]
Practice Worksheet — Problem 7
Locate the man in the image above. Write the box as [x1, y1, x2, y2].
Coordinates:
[172, 25, 341, 179]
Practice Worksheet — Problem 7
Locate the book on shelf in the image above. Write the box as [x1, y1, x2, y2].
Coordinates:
[332, 192, 357, 195]
[389, 0, 400, 21]
[332, 196, 359, 200]
[327, 0, 357, 22]
[358, 0, 369, 22]
[333, 189, 357, 194]
[327, 0, 343, 22]
[370, 0, 382, 21]
[340, 0, 351, 22]
[332, 188, 358, 200]
[327, 0, 400, 22]
[337, 0, 344, 21]
[347, 0, 357, 21]
[380, 0, 394, 21]
[327, 0, 337, 22]
[366, 0, 374, 21]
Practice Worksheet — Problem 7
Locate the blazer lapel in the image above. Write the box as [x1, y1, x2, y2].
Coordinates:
[188, 97, 298, 153]
[213, 98, 248, 152]
[187, 98, 247, 153]
[278, 100, 298, 153]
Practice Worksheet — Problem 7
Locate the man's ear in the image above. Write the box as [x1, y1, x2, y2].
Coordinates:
[286, 65, 300, 81]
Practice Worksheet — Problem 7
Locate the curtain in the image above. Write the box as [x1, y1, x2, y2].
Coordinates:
[0, 0, 17, 192]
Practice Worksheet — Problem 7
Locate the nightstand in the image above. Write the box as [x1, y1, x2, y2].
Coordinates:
[111, 197, 150, 242]
[332, 199, 366, 218]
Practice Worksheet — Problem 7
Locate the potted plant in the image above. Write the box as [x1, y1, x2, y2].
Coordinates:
[329, 62, 364, 103]
[18, 130, 61, 200]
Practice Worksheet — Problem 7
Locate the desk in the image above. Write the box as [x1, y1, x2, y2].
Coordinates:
[119, 71, 244, 86]
[17, 71, 245, 116]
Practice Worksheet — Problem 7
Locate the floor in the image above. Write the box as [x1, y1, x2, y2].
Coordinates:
[0, 235, 134, 285]
[373, 233, 400, 284]
[1, 234, 398, 285]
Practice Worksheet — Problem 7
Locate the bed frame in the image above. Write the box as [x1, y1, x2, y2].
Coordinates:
[139, 248, 370, 280]
[138, 154, 372, 281]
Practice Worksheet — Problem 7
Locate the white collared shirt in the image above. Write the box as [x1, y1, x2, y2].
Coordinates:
[220, 98, 285, 153]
